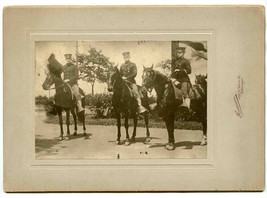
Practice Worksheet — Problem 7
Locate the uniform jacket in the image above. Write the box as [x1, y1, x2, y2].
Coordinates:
[171, 57, 192, 83]
[63, 63, 79, 86]
[120, 61, 137, 84]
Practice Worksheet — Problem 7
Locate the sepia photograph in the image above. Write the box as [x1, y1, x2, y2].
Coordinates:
[35, 40, 208, 159]
[3, 6, 264, 192]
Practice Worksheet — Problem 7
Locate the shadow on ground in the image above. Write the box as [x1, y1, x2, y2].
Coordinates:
[35, 136, 60, 156]
[70, 133, 92, 140]
[147, 141, 202, 149]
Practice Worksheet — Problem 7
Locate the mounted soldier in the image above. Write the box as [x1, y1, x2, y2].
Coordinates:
[62, 54, 84, 119]
[120, 52, 147, 114]
[171, 47, 192, 109]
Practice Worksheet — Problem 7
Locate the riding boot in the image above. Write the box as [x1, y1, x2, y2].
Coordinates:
[76, 100, 84, 122]
[76, 100, 84, 113]
[181, 97, 190, 109]
[185, 98, 190, 109]
[137, 98, 147, 114]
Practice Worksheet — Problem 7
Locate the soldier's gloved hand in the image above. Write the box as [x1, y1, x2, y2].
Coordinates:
[64, 79, 69, 83]
[174, 81, 180, 86]
[171, 78, 180, 87]
[122, 76, 127, 80]
[174, 69, 180, 72]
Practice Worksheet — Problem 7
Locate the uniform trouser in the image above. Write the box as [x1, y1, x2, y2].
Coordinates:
[71, 84, 84, 113]
[132, 84, 147, 113]
[180, 82, 190, 98]
[180, 82, 191, 108]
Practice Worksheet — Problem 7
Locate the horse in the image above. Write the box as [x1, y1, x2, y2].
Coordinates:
[42, 71, 87, 140]
[191, 74, 207, 145]
[142, 65, 207, 150]
[107, 65, 151, 146]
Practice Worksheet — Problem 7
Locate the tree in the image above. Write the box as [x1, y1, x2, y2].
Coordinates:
[77, 48, 112, 94]
[155, 59, 172, 77]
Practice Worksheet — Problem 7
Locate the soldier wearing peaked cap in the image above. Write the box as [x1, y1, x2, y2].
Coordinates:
[120, 52, 147, 113]
[62, 53, 84, 116]
[171, 47, 192, 109]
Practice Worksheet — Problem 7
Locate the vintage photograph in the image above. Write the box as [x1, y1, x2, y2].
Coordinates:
[35, 40, 207, 159]
[4, 6, 264, 192]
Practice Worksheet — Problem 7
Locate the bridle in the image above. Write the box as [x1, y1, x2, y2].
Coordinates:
[143, 69, 156, 93]
[45, 72, 66, 90]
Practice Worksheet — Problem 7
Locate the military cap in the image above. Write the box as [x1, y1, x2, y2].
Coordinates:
[122, 52, 130, 57]
[176, 47, 186, 53]
[64, 54, 72, 59]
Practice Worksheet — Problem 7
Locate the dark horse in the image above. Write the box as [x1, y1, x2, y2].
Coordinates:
[42, 71, 86, 140]
[107, 65, 151, 146]
[142, 65, 207, 150]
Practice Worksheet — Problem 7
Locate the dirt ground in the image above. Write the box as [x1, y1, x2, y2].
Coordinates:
[35, 106, 207, 160]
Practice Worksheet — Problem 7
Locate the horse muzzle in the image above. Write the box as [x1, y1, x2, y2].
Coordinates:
[107, 87, 113, 92]
[42, 83, 50, 90]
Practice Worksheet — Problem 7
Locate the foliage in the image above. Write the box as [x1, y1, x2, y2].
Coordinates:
[155, 59, 172, 77]
[85, 93, 113, 118]
[77, 48, 113, 94]
[35, 95, 52, 105]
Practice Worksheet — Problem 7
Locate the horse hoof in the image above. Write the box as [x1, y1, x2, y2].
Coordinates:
[73, 132, 77, 136]
[145, 137, 151, 143]
[58, 136, 64, 141]
[200, 135, 207, 146]
[165, 143, 175, 151]
[124, 140, 130, 146]
[83, 132, 87, 136]
[65, 136, 70, 141]
[115, 140, 120, 145]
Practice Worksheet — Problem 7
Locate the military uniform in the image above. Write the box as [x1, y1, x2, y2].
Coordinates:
[120, 61, 137, 84]
[63, 63, 79, 87]
[120, 52, 147, 113]
[63, 54, 83, 113]
[171, 47, 192, 109]
[171, 57, 192, 98]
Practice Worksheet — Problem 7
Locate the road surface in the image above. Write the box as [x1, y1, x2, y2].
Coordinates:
[35, 106, 207, 159]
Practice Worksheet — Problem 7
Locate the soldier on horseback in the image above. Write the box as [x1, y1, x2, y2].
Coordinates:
[62, 54, 84, 119]
[171, 47, 192, 109]
[120, 52, 147, 114]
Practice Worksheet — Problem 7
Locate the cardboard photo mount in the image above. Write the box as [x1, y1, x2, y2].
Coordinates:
[3, 6, 265, 192]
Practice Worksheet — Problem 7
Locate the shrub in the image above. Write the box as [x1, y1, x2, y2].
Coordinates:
[85, 93, 113, 118]
[35, 95, 52, 105]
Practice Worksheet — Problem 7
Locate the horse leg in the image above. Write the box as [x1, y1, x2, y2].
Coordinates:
[58, 108, 64, 141]
[65, 109, 71, 140]
[124, 113, 130, 146]
[144, 111, 151, 143]
[130, 113, 137, 142]
[165, 112, 175, 150]
[82, 111, 87, 136]
[116, 112, 121, 145]
[200, 117, 207, 146]
[71, 108, 78, 136]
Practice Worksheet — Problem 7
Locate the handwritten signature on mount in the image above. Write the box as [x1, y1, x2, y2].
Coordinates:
[234, 75, 244, 118]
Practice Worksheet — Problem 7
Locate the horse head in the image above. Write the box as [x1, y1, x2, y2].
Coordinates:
[42, 70, 55, 90]
[142, 64, 155, 92]
[107, 64, 120, 92]
[195, 74, 207, 85]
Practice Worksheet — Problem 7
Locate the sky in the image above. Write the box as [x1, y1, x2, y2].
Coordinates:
[35, 41, 207, 96]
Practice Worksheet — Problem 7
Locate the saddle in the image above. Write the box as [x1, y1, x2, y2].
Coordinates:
[170, 81, 183, 101]
[123, 81, 135, 98]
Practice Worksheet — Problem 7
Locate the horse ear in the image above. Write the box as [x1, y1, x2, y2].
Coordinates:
[205, 74, 208, 79]
[151, 64, 154, 69]
[142, 64, 145, 70]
